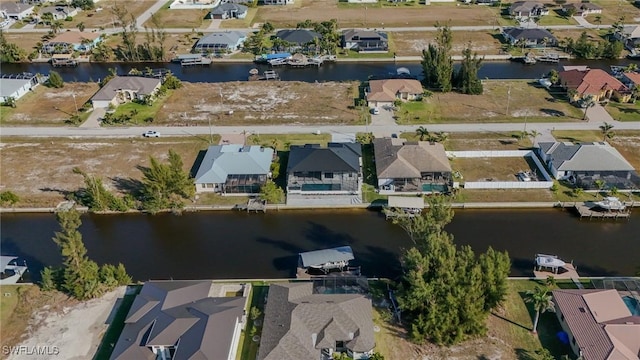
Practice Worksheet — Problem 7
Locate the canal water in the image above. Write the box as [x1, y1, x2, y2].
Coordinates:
[1, 209, 638, 281]
[1, 59, 637, 83]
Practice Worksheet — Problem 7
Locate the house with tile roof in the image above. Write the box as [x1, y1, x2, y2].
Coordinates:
[286, 143, 362, 204]
[91, 76, 162, 109]
[562, 2, 602, 16]
[365, 79, 423, 108]
[552, 289, 640, 360]
[194, 144, 274, 195]
[559, 69, 632, 103]
[536, 141, 638, 189]
[508, 1, 549, 18]
[621, 72, 640, 90]
[257, 282, 376, 360]
[42, 31, 102, 53]
[373, 137, 451, 194]
[111, 280, 250, 360]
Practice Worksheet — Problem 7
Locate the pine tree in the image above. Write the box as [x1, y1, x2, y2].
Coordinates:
[140, 150, 194, 212]
[455, 47, 483, 95]
[421, 24, 453, 92]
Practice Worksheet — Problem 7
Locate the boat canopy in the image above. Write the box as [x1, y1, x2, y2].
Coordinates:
[388, 196, 424, 209]
[262, 53, 291, 60]
[0, 256, 18, 271]
[299, 246, 354, 268]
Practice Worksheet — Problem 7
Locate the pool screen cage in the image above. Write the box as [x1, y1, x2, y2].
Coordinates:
[310, 276, 369, 295]
[591, 277, 640, 305]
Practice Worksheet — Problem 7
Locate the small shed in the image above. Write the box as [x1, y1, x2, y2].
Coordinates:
[298, 246, 354, 271]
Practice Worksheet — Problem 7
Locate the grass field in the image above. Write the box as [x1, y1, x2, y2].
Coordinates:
[220, 8, 259, 29]
[67, 1, 157, 29]
[451, 156, 536, 182]
[400, 131, 533, 151]
[585, 0, 640, 25]
[604, 102, 640, 122]
[392, 30, 504, 56]
[143, 6, 211, 29]
[396, 80, 582, 124]
[237, 284, 269, 360]
[107, 91, 173, 125]
[0, 82, 99, 126]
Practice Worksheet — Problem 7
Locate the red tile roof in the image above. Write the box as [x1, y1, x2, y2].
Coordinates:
[624, 72, 640, 86]
[559, 69, 629, 96]
[367, 79, 423, 102]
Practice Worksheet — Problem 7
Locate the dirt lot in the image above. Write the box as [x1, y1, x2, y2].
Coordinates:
[66, 1, 157, 29]
[0, 83, 99, 126]
[393, 30, 504, 56]
[156, 81, 361, 126]
[142, 7, 211, 29]
[0, 137, 209, 207]
[451, 157, 536, 182]
[255, 0, 501, 28]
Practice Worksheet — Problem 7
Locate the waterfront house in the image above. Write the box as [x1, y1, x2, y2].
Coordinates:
[536, 141, 638, 189]
[621, 72, 640, 91]
[91, 76, 162, 109]
[110, 280, 249, 360]
[38, 5, 78, 21]
[194, 144, 274, 195]
[558, 69, 631, 103]
[0, 73, 41, 103]
[365, 78, 423, 108]
[209, 3, 247, 19]
[341, 29, 388, 52]
[42, 31, 102, 53]
[562, 2, 602, 17]
[286, 143, 362, 205]
[508, 1, 549, 18]
[0, 2, 34, 20]
[502, 27, 557, 48]
[257, 282, 375, 360]
[193, 31, 246, 53]
[262, 0, 294, 4]
[552, 289, 640, 360]
[373, 137, 452, 194]
[273, 29, 321, 52]
[617, 25, 640, 51]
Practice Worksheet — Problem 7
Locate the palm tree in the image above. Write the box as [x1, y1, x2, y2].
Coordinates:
[525, 286, 555, 334]
[544, 275, 557, 289]
[528, 130, 540, 146]
[435, 131, 449, 143]
[572, 187, 584, 198]
[50, 20, 63, 34]
[76, 22, 85, 32]
[599, 122, 615, 141]
[594, 179, 606, 198]
[594, 15, 602, 29]
[610, 186, 619, 197]
[415, 126, 430, 141]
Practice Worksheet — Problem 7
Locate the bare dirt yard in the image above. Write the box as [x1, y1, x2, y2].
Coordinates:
[66, 0, 157, 29]
[393, 30, 504, 56]
[3, 286, 126, 360]
[0, 137, 209, 207]
[156, 81, 361, 126]
[255, 0, 500, 28]
[451, 157, 536, 182]
[0, 83, 98, 126]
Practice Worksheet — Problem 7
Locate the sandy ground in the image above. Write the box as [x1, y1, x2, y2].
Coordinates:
[6, 287, 125, 360]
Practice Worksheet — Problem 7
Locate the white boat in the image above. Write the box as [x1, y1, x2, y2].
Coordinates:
[537, 78, 552, 89]
[594, 197, 626, 211]
[535, 254, 566, 269]
[517, 171, 532, 182]
[0, 256, 28, 285]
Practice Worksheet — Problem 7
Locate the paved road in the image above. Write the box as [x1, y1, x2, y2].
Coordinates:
[2, 120, 639, 138]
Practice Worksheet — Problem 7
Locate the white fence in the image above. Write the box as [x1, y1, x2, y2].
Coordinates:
[447, 150, 554, 189]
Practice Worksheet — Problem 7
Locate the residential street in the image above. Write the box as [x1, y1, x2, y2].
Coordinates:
[2, 120, 638, 138]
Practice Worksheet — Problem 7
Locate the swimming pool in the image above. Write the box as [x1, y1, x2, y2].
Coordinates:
[622, 296, 640, 316]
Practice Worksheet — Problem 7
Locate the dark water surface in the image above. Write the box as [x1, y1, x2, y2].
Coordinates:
[1, 209, 638, 281]
[1, 59, 637, 83]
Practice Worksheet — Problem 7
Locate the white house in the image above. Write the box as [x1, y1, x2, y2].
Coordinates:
[0, 2, 35, 20]
[0, 74, 41, 103]
[262, 0, 293, 5]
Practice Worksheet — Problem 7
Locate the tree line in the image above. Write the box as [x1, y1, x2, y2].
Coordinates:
[391, 195, 511, 345]
[421, 24, 483, 95]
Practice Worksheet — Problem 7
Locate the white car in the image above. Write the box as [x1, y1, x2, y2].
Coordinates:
[371, 108, 380, 115]
[143, 131, 160, 138]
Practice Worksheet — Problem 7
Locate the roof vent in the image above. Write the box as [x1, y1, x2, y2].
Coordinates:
[578, 307, 586, 313]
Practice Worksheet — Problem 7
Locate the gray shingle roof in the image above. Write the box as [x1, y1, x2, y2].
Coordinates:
[111, 280, 246, 360]
[257, 282, 375, 360]
[503, 27, 557, 42]
[543, 142, 635, 172]
[342, 29, 388, 42]
[194, 145, 274, 184]
[91, 76, 161, 101]
[275, 29, 321, 45]
[210, 2, 247, 15]
[373, 138, 451, 179]
[195, 31, 246, 47]
[0, 2, 33, 14]
[0, 78, 32, 98]
[287, 143, 362, 173]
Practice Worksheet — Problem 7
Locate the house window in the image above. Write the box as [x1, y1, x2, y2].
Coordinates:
[205, 183, 214, 188]
[325, 172, 334, 179]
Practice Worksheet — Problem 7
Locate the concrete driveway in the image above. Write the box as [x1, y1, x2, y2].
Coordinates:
[370, 105, 396, 126]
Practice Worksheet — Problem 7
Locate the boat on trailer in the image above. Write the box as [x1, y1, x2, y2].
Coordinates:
[0, 256, 28, 285]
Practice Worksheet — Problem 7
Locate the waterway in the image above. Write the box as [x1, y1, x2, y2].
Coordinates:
[1, 59, 638, 83]
[1, 209, 638, 282]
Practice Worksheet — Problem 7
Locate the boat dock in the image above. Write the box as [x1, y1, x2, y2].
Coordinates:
[173, 54, 212, 66]
[235, 198, 267, 212]
[268, 54, 337, 68]
[248, 69, 280, 81]
[574, 203, 631, 220]
[534, 262, 580, 280]
[50, 54, 78, 67]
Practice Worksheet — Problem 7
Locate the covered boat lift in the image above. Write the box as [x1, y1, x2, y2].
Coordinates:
[297, 246, 359, 277]
[385, 196, 424, 219]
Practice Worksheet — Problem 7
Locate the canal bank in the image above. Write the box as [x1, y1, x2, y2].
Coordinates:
[1, 208, 638, 282]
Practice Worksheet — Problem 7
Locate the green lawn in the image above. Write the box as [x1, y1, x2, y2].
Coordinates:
[93, 286, 142, 360]
[220, 8, 259, 29]
[536, 10, 575, 26]
[107, 93, 171, 125]
[246, 133, 331, 150]
[237, 284, 269, 360]
[604, 101, 640, 122]
[0, 285, 22, 327]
